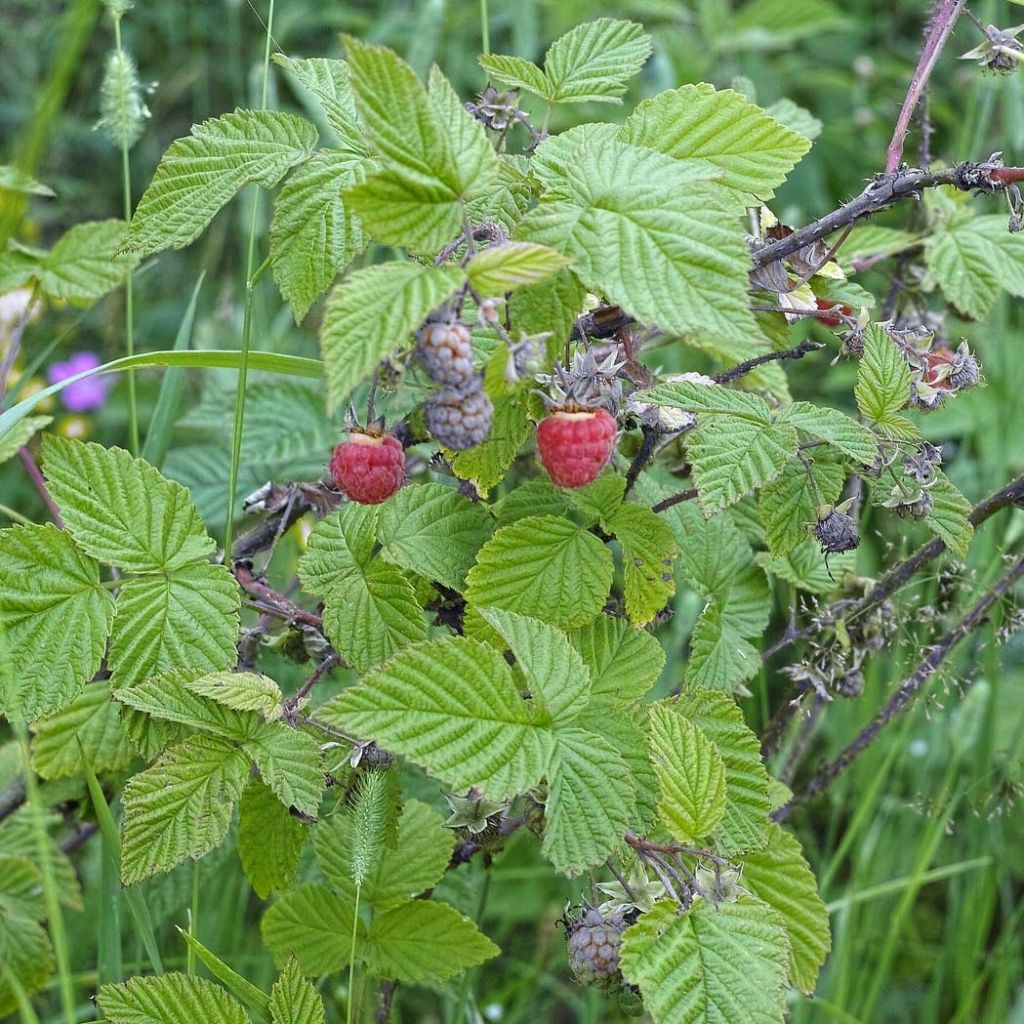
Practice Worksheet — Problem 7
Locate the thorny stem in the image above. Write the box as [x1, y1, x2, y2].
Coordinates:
[764, 471, 1024, 661]
[885, 0, 966, 174]
[776, 553, 1024, 819]
[750, 160, 1020, 270]
[651, 488, 699, 514]
[233, 563, 323, 630]
[713, 338, 824, 384]
[284, 653, 342, 715]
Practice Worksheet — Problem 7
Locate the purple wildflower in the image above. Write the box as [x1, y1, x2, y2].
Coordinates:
[47, 352, 108, 412]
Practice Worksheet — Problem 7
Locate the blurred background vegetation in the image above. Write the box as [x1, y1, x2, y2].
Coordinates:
[2, 0, 1024, 1021]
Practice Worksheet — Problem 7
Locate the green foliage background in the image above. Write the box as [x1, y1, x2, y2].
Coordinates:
[1, 0, 1023, 1021]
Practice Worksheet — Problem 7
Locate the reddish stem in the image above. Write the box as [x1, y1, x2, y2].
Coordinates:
[885, 0, 966, 174]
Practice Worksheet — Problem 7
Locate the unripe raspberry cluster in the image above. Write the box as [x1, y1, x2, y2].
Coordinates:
[415, 317, 493, 451]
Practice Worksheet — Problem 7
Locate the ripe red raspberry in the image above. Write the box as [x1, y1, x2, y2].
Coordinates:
[537, 408, 617, 489]
[329, 431, 404, 504]
[814, 298, 853, 328]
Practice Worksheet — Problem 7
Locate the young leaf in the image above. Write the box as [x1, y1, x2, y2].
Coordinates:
[315, 799, 454, 910]
[114, 673, 258, 740]
[238, 778, 308, 900]
[476, 54, 550, 97]
[854, 324, 918, 439]
[269, 959, 325, 1024]
[319, 561, 427, 673]
[107, 562, 240, 688]
[621, 85, 809, 199]
[120, 735, 250, 884]
[245, 723, 324, 818]
[757, 459, 845, 558]
[99, 972, 251, 1024]
[320, 261, 464, 410]
[478, 607, 592, 722]
[518, 140, 759, 344]
[647, 704, 727, 843]
[568, 615, 665, 705]
[261, 884, 356, 975]
[606, 502, 678, 626]
[687, 416, 798, 514]
[776, 402, 879, 466]
[183, 672, 283, 721]
[363, 901, 500, 983]
[0, 523, 114, 720]
[619, 897, 790, 1024]
[325, 636, 553, 798]
[376, 482, 495, 590]
[342, 40, 497, 253]
[0, 414, 51, 466]
[541, 18, 653, 104]
[41, 437, 215, 571]
[271, 55, 366, 154]
[30, 684, 134, 779]
[675, 691, 772, 856]
[125, 109, 317, 257]
[466, 241, 570, 294]
[542, 727, 634, 876]
[741, 824, 831, 994]
[923, 471, 974, 558]
[35, 220, 138, 303]
[270, 150, 368, 323]
[465, 515, 614, 628]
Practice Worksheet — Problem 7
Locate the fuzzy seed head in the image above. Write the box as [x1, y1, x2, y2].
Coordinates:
[97, 50, 150, 150]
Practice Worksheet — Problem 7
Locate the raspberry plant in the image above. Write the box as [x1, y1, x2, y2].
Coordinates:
[2, 9, 1024, 1024]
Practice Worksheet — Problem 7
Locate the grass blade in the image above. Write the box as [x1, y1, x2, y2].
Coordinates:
[175, 929, 270, 1020]
[141, 271, 206, 469]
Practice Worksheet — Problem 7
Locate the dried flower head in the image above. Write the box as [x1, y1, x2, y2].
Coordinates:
[961, 24, 1024, 74]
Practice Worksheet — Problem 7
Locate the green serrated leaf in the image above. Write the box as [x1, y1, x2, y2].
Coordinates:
[478, 607, 591, 722]
[298, 503, 379, 596]
[30, 683, 133, 779]
[126, 109, 317, 257]
[363, 900, 500, 983]
[0, 523, 114, 720]
[0, 909, 54, 1018]
[642, 380, 771, 420]
[687, 599, 762, 694]
[777, 402, 878, 465]
[854, 324, 918, 438]
[183, 672, 283, 721]
[270, 150, 368, 322]
[41, 437, 215, 571]
[261, 884, 356, 974]
[648, 704, 727, 843]
[238, 778, 309, 900]
[757, 540, 855, 595]
[923, 471, 974, 558]
[377, 482, 494, 590]
[508, 268, 587, 342]
[517, 140, 759, 344]
[741, 824, 831, 994]
[466, 514, 613, 628]
[325, 636, 552, 798]
[107, 562, 240, 688]
[542, 727, 633, 876]
[0, 414, 50, 466]
[269, 958, 325, 1024]
[675, 691, 771, 856]
[271, 55, 366, 154]
[620, 897, 790, 1024]
[607, 502, 678, 626]
[450, 385, 532, 493]
[621, 84, 809, 199]
[245, 723, 324, 817]
[476, 54, 550, 97]
[35, 220, 138, 304]
[542, 18, 653, 104]
[114, 674, 258, 740]
[120, 734, 250, 884]
[321, 261, 464, 410]
[316, 799, 454, 910]
[688, 416, 798, 515]
[568, 614, 665, 705]
[758, 459, 844, 558]
[568, 472, 626, 525]
[99, 972, 251, 1024]
[466, 242, 570, 294]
